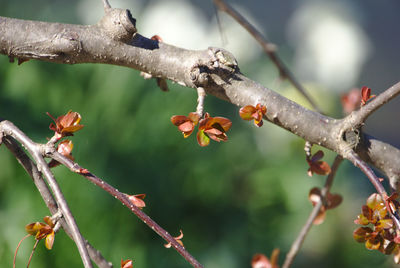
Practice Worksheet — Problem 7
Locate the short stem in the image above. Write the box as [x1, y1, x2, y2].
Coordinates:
[196, 87, 206, 117]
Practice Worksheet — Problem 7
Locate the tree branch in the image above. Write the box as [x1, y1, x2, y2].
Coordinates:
[282, 155, 343, 268]
[1, 3, 400, 213]
[1, 11, 399, 184]
[0, 120, 93, 268]
[2, 136, 113, 268]
[347, 81, 400, 126]
[346, 150, 400, 230]
[50, 151, 204, 268]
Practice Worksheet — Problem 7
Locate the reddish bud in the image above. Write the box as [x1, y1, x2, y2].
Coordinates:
[164, 230, 184, 249]
[47, 111, 84, 139]
[126, 194, 146, 209]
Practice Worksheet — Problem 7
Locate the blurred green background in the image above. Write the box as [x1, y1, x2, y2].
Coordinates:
[1, 0, 400, 267]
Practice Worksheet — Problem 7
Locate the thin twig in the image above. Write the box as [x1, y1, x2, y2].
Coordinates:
[0, 121, 93, 268]
[2, 137, 112, 268]
[346, 150, 400, 230]
[350, 81, 400, 125]
[50, 151, 204, 268]
[213, 0, 322, 113]
[13, 234, 31, 268]
[27, 239, 39, 268]
[282, 155, 343, 268]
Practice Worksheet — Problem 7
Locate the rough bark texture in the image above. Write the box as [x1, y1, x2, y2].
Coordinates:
[1, 9, 400, 188]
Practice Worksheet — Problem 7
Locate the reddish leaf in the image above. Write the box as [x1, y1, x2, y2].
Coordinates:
[366, 235, 383, 250]
[341, 88, 362, 114]
[354, 213, 369, 225]
[43, 216, 55, 228]
[361, 86, 376, 106]
[121, 259, 133, 268]
[353, 227, 373, 243]
[197, 129, 210, 147]
[325, 192, 343, 210]
[251, 254, 271, 268]
[239, 105, 257, 120]
[251, 249, 279, 268]
[45, 230, 55, 250]
[307, 150, 331, 176]
[171, 113, 200, 138]
[197, 113, 231, 145]
[25, 222, 46, 236]
[308, 188, 342, 224]
[376, 219, 393, 230]
[171, 115, 189, 126]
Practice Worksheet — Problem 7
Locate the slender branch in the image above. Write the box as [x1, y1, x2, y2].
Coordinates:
[282, 155, 343, 268]
[213, 0, 322, 113]
[50, 151, 204, 268]
[2, 136, 112, 268]
[349, 81, 400, 125]
[0, 121, 93, 268]
[346, 150, 400, 230]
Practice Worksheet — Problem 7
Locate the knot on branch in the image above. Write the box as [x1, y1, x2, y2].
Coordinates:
[190, 47, 240, 88]
[97, 8, 137, 42]
[51, 30, 82, 57]
[190, 64, 209, 87]
[207, 47, 239, 73]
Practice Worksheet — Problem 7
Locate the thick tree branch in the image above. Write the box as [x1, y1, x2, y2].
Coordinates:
[2, 136, 112, 268]
[1, 9, 400, 186]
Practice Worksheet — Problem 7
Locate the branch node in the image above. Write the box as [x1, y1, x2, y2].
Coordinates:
[98, 8, 137, 42]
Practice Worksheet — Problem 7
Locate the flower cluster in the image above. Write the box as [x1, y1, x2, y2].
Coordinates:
[353, 193, 400, 263]
[239, 103, 267, 127]
[171, 112, 232, 147]
[25, 216, 56, 250]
